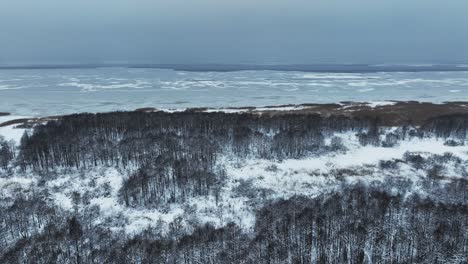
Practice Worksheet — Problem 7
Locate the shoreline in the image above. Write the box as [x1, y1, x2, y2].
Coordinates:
[2, 100, 468, 129]
[2, 63, 468, 73]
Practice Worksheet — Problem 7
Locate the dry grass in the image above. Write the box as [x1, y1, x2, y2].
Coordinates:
[2, 101, 468, 128]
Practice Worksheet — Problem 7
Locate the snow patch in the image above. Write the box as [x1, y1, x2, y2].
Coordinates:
[366, 101, 397, 107]
[0, 115, 29, 144]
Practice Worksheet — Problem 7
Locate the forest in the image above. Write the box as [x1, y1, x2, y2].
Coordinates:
[1, 182, 466, 263]
[0, 110, 467, 263]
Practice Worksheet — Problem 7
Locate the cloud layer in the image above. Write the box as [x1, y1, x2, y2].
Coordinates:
[0, 0, 467, 64]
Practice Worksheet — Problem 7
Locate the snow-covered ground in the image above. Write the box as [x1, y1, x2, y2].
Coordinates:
[2, 130, 466, 235]
[0, 115, 28, 143]
[204, 105, 307, 113]
[171, 102, 395, 113]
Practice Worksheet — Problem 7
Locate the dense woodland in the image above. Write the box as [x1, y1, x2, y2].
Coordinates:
[1, 111, 467, 263]
[13, 111, 468, 205]
[15, 111, 468, 171]
[1, 182, 466, 264]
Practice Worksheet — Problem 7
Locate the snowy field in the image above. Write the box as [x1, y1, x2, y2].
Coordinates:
[2, 128, 466, 235]
[0, 115, 28, 143]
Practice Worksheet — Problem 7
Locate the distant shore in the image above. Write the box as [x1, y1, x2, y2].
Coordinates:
[2, 101, 468, 129]
[1, 63, 468, 73]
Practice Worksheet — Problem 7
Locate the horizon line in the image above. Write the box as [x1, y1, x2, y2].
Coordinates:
[1, 63, 468, 73]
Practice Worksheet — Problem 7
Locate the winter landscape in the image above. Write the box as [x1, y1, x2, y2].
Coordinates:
[1, 0, 468, 263]
[1, 95, 467, 263]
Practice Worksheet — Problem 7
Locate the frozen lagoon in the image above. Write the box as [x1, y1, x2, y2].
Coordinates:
[1, 67, 468, 116]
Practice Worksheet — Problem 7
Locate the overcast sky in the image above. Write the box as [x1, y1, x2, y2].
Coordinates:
[1, 0, 467, 64]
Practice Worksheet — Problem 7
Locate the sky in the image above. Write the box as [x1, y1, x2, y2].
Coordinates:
[0, 0, 467, 65]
